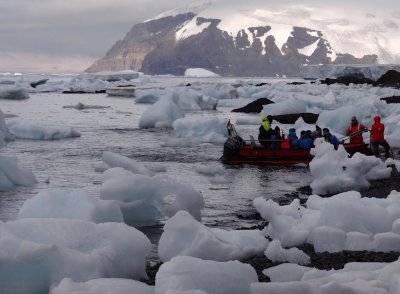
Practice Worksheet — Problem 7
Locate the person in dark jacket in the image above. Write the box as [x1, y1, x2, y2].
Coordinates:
[323, 128, 343, 149]
[258, 115, 273, 148]
[370, 115, 391, 158]
[270, 126, 282, 149]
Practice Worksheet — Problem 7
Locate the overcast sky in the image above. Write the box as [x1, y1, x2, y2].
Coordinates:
[0, 0, 188, 72]
[0, 0, 398, 73]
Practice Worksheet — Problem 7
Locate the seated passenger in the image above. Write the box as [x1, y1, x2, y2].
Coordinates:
[270, 126, 282, 149]
[298, 130, 314, 149]
[323, 128, 344, 150]
[305, 130, 314, 148]
[287, 128, 299, 149]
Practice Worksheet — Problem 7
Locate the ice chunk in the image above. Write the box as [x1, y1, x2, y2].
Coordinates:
[158, 211, 268, 262]
[7, 119, 81, 140]
[0, 218, 150, 294]
[155, 256, 257, 294]
[17, 189, 123, 223]
[50, 278, 153, 294]
[0, 155, 37, 191]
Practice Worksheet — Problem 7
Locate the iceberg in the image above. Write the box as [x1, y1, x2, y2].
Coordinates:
[155, 256, 257, 294]
[0, 108, 14, 146]
[184, 68, 220, 77]
[0, 218, 150, 294]
[101, 168, 204, 226]
[0, 85, 29, 100]
[7, 120, 81, 140]
[158, 211, 268, 262]
[51, 278, 153, 294]
[0, 155, 37, 191]
[17, 189, 123, 223]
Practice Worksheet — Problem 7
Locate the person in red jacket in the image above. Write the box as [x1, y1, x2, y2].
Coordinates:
[345, 116, 367, 144]
[370, 115, 391, 158]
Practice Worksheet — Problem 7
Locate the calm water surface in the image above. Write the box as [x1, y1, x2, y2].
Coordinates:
[0, 84, 312, 251]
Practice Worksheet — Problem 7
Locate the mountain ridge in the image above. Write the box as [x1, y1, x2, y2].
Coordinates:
[85, 0, 400, 76]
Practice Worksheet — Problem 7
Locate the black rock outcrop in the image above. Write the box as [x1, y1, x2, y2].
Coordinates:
[380, 95, 400, 104]
[231, 98, 274, 113]
[320, 73, 374, 85]
[376, 70, 400, 88]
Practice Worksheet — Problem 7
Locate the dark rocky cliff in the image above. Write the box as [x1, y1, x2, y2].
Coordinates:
[86, 13, 377, 77]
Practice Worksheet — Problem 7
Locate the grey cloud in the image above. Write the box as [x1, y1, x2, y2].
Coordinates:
[0, 0, 187, 57]
[392, 12, 400, 19]
[384, 20, 399, 29]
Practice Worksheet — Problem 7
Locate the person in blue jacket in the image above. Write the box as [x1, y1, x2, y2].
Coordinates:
[287, 128, 299, 149]
[270, 126, 282, 149]
[298, 130, 314, 149]
[323, 128, 344, 149]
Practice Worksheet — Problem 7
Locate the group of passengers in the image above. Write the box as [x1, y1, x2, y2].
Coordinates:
[258, 115, 391, 157]
[258, 115, 342, 150]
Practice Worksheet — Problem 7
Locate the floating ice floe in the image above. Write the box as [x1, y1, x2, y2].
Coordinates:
[0, 155, 37, 191]
[64, 71, 138, 93]
[51, 278, 153, 294]
[49, 278, 154, 294]
[265, 240, 310, 265]
[100, 167, 204, 226]
[155, 256, 257, 294]
[139, 97, 184, 128]
[158, 211, 268, 262]
[162, 117, 228, 146]
[0, 85, 29, 100]
[62, 102, 111, 110]
[135, 88, 164, 104]
[100, 151, 154, 176]
[184, 68, 220, 78]
[17, 189, 123, 223]
[138, 89, 218, 128]
[0, 108, 14, 147]
[7, 120, 81, 140]
[200, 83, 238, 100]
[0, 218, 150, 294]
[172, 88, 218, 111]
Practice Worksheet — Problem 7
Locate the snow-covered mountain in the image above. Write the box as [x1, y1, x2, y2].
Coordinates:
[86, 0, 400, 77]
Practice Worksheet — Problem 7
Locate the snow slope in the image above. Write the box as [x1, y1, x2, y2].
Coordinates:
[150, 0, 400, 63]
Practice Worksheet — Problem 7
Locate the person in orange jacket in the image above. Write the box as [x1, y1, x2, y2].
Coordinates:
[370, 115, 391, 158]
[345, 116, 367, 144]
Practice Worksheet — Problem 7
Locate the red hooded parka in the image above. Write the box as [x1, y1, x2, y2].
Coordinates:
[370, 116, 385, 142]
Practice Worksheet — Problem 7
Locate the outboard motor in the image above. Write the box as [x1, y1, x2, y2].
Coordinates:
[223, 135, 245, 161]
[222, 119, 245, 161]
